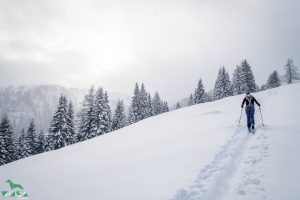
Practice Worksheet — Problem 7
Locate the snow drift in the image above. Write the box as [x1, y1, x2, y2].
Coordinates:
[0, 83, 299, 200]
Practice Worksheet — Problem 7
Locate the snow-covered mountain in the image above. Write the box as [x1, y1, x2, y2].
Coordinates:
[0, 83, 299, 200]
[0, 85, 131, 135]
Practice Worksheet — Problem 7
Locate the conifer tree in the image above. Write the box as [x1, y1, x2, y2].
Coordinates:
[36, 130, 46, 154]
[103, 91, 112, 133]
[240, 59, 257, 93]
[146, 93, 154, 118]
[0, 115, 15, 164]
[66, 101, 76, 144]
[162, 101, 169, 112]
[48, 95, 76, 150]
[26, 119, 38, 155]
[15, 129, 28, 160]
[284, 58, 299, 84]
[176, 102, 181, 109]
[213, 67, 233, 100]
[232, 65, 243, 95]
[194, 78, 206, 104]
[112, 100, 127, 131]
[152, 92, 163, 115]
[266, 70, 281, 89]
[188, 94, 194, 106]
[93, 87, 106, 135]
[78, 87, 97, 141]
[139, 83, 148, 120]
[127, 106, 135, 125]
[130, 83, 140, 123]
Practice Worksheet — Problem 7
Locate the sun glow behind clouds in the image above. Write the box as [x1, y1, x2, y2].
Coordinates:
[0, 0, 299, 100]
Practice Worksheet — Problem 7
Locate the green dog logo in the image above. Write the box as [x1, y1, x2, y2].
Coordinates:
[1, 179, 28, 199]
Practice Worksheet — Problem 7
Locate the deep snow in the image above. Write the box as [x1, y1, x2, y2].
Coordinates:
[0, 83, 299, 200]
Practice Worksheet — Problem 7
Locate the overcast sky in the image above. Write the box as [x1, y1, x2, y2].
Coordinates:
[0, 0, 299, 102]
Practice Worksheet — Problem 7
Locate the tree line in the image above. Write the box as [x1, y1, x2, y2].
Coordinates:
[0, 58, 298, 166]
[0, 83, 169, 166]
[178, 58, 299, 108]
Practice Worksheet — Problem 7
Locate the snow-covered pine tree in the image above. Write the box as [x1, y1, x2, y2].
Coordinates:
[127, 106, 135, 125]
[213, 67, 233, 100]
[284, 58, 299, 84]
[103, 91, 112, 133]
[162, 101, 169, 112]
[112, 100, 127, 131]
[139, 83, 148, 120]
[194, 79, 206, 104]
[146, 93, 154, 118]
[130, 83, 141, 123]
[0, 118, 8, 165]
[188, 94, 194, 106]
[266, 70, 281, 89]
[205, 92, 213, 102]
[240, 59, 257, 93]
[176, 102, 181, 109]
[93, 87, 105, 135]
[66, 100, 77, 144]
[78, 87, 97, 141]
[0, 115, 15, 164]
[152, 92, 163, 115]
[15, 129, 30, 160]
[48, 95, 77, 150]
[232, 65, 243, 95]
[26, 119, 38, 155]
[36, 130, 45, 154]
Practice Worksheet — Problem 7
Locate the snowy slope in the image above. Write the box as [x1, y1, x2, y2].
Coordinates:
[0, 83, 300, 200]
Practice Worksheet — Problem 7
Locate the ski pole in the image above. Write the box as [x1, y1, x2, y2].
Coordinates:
[259, 106, 265, 126]
[238, 107, 243, 126]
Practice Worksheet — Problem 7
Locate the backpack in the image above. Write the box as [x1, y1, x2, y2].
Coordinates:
[246, 95, 254, 107]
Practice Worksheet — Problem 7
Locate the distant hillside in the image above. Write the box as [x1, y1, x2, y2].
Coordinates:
[0, 85, 131, 135]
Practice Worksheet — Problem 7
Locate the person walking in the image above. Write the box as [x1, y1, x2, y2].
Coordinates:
[241, 92, 261, 132]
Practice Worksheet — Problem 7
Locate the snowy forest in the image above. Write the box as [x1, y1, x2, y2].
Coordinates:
[0, 58, 299, 166]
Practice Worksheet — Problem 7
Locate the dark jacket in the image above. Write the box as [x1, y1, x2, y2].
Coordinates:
[241, 95, 261, 108]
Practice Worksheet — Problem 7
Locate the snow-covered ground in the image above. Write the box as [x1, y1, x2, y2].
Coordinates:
[0, 83, 299, 200]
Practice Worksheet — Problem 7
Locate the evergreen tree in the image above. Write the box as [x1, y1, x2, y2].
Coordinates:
[152, 92, 163, 115]
[213, 67, 233, 100]
[284, 58, 299, 84]
[130, 83, 141, 123]
[0, 119, 7, 165]
[231, 65, 243, 95]
[146, 93, 154, 118]
[0, 115, 15, 164]
[176, 102, 181, 109]
[26, 119, 38, 155]
[66, 101, 77, 144]
[93, 87, 105, 135]
[266, 70, 281, 89]
[162, 101, 169, 112]
[78, 87, 97, 141]
[194, 78, 206, 104]
[48, 95, 77, 150]
[36, 130, 45, 154]
[103, 91, 112, 133]
[93, 88, 112, 135]
[188, 94, 194, 106]
[127, 106, 135, 125]
[112, 100, 127, 131]
[204, 92, 213, 102]
[240, 59, 257, 93]
[139, 83, 148, 120]
[15, 129, 30, 160]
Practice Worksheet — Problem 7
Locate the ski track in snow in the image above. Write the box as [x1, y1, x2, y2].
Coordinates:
[172, 125, 270, 200]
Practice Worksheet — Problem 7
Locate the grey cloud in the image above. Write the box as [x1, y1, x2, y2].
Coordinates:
[0, 0, 299, 101]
